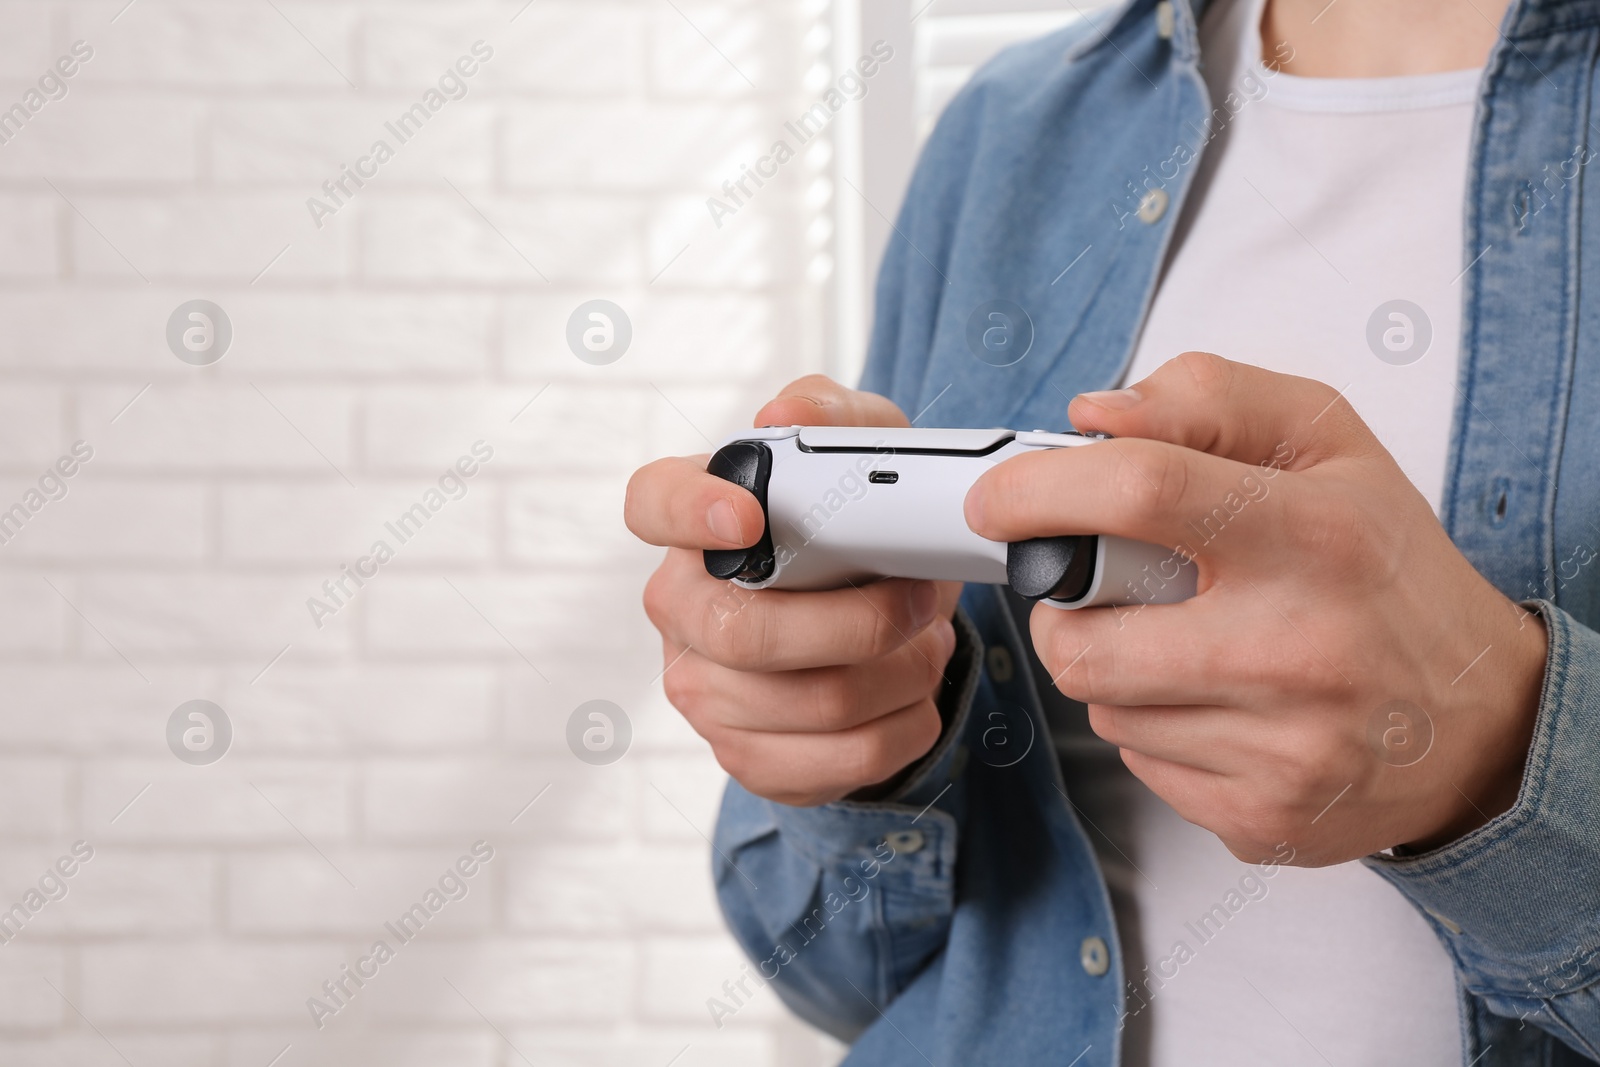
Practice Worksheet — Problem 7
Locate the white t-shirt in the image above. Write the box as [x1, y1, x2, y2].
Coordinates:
[1052, 0, 1480, 1063]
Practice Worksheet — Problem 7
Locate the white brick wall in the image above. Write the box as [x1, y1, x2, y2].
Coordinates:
[0, 0, 851, 1063]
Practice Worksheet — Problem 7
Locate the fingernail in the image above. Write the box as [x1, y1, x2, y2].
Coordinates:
[1078, 386, 1142, 411]
[706, 499, 744, 545]
[908, 582, 939, 631]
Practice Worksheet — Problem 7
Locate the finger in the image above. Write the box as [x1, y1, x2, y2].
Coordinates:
[625, 455, 768, 549]
[665, 618, 956, 735]
[1085, 703, 1254, 774]
[966, 434, 1290, 560]
[709, 698, 944, 806]
[1067, 351, 1382, 468]
[753, 374, 909, 430]
[1115, 749, 1239, 839]
[1025, 595, 1302, 708]
[644, 551, 950, 670]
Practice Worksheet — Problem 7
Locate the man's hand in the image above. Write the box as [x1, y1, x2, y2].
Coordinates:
[626, 375, 963, 807]
[966, 352, 1549, 865]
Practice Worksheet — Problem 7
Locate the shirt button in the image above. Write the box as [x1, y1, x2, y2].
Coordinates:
[1155, 0, 1175, 39]
[1080, 935, 1110, 977]
[885, 829, 925, 855]
[986, 645, 1014, 684]
[1137, 187, 1169, 224]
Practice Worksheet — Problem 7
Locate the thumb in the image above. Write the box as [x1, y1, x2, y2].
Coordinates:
[754, 374, 909, 429]
[1067, 351, 1380, 468]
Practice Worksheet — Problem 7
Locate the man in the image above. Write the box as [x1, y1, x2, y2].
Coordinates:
[625, 0, 1600, 1062]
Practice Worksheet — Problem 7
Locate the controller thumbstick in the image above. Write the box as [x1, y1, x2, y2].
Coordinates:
[702, 442, 777, 583]
[1007, 536, 1097, 602]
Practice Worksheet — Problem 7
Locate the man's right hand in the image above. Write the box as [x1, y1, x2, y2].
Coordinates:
[625, 375, 963, 807]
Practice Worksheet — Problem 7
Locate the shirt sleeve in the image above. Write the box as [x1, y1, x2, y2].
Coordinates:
[1364, 600, 1600, 1061]
[709, 606, 982, 1040]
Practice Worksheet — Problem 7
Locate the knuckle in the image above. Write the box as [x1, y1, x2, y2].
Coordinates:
[850, 705, 935, 785]
[1045, 628, 1105, 702]
[1222, 793, 1295, 855]
[641, 566, 675, 633]
[1085, 703, 1121, 746]
[787, 373, 836, 396]
[699, 593, 773, 669]
[1120, 445, 1190, 528]
[803, 669, 861, 731]
[711, 733, 754, 788]
[659, 657, 703, 715]
[1173, 350, 1232, 390]
[854, 596, 908, 659]
[1171, 351, 1228, 395]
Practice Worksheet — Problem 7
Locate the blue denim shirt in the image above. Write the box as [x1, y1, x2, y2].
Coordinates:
[711, 0, 1600, 1062]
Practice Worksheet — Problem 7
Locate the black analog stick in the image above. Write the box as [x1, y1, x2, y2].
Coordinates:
[1006, 536, 1097, 602]
[702, 442, 777, 583]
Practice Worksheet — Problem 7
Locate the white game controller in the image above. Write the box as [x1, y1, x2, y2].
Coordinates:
[702, 426, 1197, 609]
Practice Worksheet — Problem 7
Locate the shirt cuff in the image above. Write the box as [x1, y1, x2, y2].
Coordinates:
[1363, 600, 1600, 998]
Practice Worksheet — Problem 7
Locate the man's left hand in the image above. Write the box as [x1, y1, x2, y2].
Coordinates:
[965, 352, 1548, 865]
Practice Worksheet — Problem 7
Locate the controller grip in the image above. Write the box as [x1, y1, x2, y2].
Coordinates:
[1007, 536, 1097, 602]
[702, 442, 777, 583]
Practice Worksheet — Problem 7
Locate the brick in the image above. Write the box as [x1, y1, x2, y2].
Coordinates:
[364, 4, 645, 96]
[66, 5, 360, 88]
[646, 6, 806, 97]
[0, 4, 52, 80]
[0, 945, 66, 1028]
[648, 194, 805, 287]
[80, 384, 353, 473]
[363, 572, 654, 664]
[0, 385, 64, 468]
[228, 848, 494, 934]
[210, 99, 492, 185]
[0, 290, 491, 378]
[0, 760, 68, 840]
[0, 99, 200, 183]
[637, 754, 729, 844]
[0, 847, 212, 936]
[221, 664, 494, 753]
[641, 937, 786, 1023]
[502, 1029, 781, 1067]
[68, 193, 348, 283]
[360, 192, 642, 284]
[357, 6, 500, 87]
[362, 758, 630, 844]
[221, 479, 492, 565]
[2, 478, 207, 563]
[225, 1031, 496, 1067]
[0, 573, 69, 654]
[0, 290, 199, 375]
[503, 292, 788, 382]
[503, 102, 770, 191]
[492, 5, 646, 95]
[0, 1035, 211, 1067]
[504, 843, 720, 934]
[217, 292, 493, 378]
[82, 760, 351, 844]
[504, 670, 707, 755]
[0, 194, 56, 280]
[504, 475, 645, 567]
[69, 572, 356, 657]
[370, 939, 631, 1023]
[0, 665, 210, 753]
[362, 383, 654, 475]
[643, 381, 783, 457]
[80, 942, 339, 1023]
